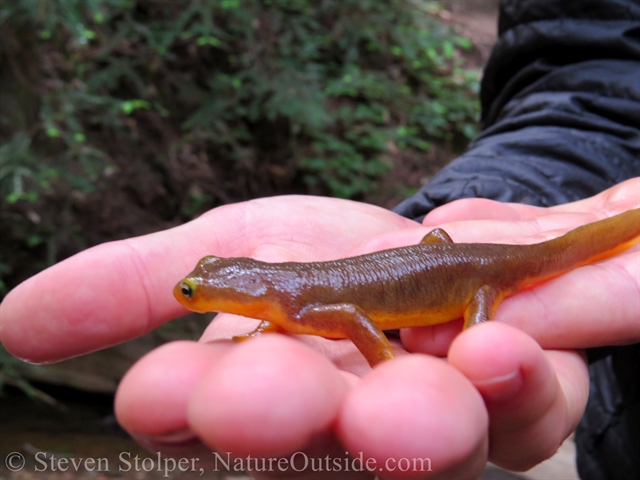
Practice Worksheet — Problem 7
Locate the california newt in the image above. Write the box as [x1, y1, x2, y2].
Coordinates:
[174, 208, 640, 366]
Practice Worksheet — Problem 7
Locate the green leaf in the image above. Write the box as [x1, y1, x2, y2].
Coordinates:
[196, 36, 221, 47]
[121, 99, 150, 115]
[220, 0, 240, 9]
[26, 235, 43, 247]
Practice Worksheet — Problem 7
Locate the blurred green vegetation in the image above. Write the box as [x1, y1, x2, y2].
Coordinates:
[0, 344, 59, 404]
[0, 0, 479, 306]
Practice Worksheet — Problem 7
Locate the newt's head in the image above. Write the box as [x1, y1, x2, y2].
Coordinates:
[173, 255, 279, 319]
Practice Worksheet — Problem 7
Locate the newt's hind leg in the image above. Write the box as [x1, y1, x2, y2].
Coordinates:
[232, 320, 284, 342]
[420, 228, 454, 244]
[298, 304, 394, 367]
[463, 285, 503, 329]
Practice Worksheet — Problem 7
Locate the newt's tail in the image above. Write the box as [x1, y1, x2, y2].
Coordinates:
[534, 208, 640, 277]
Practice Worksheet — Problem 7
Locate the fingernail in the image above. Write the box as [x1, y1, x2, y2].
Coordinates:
[147, 428, 198, 444]
[472, 368, 523, 402]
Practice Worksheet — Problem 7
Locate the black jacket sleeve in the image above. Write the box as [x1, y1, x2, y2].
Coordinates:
[392, 2, 640, 479]
[394, 0, 640, 222]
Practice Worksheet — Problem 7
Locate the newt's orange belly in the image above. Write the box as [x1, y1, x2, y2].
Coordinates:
[369, 305, 466, 330]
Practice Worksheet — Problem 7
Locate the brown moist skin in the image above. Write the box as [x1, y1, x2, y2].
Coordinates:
[174, 208, 640, 367]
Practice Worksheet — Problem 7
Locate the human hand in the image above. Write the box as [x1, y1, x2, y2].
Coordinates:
[1, 178, 638, 479]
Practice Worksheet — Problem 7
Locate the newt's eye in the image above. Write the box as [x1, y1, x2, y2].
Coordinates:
[181, 282, 194, 299]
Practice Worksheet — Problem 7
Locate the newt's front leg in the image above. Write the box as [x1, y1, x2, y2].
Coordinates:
[232, 320, 285, 342]
[297, 304, 394, 367]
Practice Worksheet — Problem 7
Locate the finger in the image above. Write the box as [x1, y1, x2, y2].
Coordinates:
[550, 177, 640, 215]
[0, 196, 412, 363]
[448, 322, 589, 471]
[422, 177, 640, 227]
[115, 340, 228, 456]
[400, 319, 463, 358]
[203, 312, 410, 377]
[423, 198, 532, 225]
[188, 335, 349, 459]
[0, 220, 210, 363]
[337, 355, 488, 480]
[495, 244, 640, 347]
[353, 203, 629, 256]
[116, 336, 359, 479]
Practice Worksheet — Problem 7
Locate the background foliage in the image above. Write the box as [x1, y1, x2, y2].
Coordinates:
[0, 0, 479, 296]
